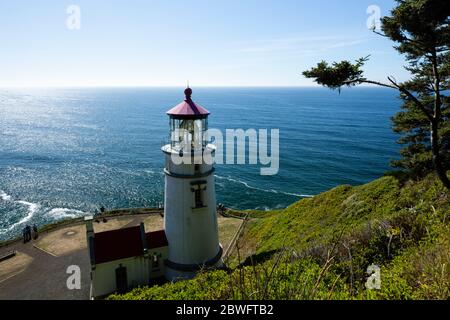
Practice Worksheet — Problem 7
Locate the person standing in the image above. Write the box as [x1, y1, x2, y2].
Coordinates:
[32, 224, 38, 239]
[26, 225, 31, 242]
[22, 227, 27, 243]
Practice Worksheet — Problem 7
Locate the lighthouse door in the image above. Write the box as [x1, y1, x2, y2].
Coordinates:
[115, 265, 128, 294]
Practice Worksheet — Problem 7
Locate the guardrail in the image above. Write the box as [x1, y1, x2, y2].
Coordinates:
[222, 213, 249, 264]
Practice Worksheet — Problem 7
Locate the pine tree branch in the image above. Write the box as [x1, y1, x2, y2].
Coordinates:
[343, 79, 397, 89]
[344, 77, 435, 122]
[387, 77, 435, 122]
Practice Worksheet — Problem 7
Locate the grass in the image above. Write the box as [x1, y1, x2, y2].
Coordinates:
[109, 172, 450, 300]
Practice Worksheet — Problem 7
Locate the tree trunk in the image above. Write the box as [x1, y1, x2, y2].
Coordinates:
[430, 119, 450, 189]
[430, 50, 450, 190]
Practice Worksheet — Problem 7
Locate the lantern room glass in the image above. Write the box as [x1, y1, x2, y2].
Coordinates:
[169, 117, 208, 150]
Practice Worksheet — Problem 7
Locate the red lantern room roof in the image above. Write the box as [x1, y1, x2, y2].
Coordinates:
[166, 87, 210, 119]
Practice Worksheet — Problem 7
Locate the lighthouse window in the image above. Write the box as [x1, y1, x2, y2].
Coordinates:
[191, 181, 207, 209]
[194, 188, 203, 208]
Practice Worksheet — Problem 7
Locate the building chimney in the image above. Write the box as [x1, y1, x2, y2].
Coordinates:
[85, 215, 96, 267]
[140, 222, 148, 255]
[85, 215, 94, 234]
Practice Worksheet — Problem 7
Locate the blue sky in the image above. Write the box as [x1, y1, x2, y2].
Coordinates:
[0, 0, 410, 87]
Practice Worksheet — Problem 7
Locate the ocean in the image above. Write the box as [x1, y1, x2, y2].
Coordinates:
[0, 87, 400, 240]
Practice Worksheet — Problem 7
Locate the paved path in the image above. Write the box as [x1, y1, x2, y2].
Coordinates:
[0, 237, 90, 300]
[0, 214, 155, 300]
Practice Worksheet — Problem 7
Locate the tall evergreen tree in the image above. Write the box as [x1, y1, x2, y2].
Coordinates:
[303, 0, 450, 189]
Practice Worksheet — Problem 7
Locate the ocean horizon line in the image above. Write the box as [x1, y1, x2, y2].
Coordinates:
[0, 84, 391, 90]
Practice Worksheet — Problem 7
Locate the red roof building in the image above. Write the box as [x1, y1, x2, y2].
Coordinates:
[91, 225, 168, 265]
[93, 226, 144, 264]
[146, 230, 169, 250]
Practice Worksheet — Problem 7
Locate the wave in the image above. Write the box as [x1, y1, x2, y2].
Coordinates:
[144, 169, 164, 177]
[254, 205, 271, 211]
[215, 175, 314, 198]
[0, 192, 82, 233]
[0, 200, 40, 234]
[0, 201, 84, 234]
[46, 208, 84, 220]
[0, 190, 12, 201]
[16, 201, 39, 224]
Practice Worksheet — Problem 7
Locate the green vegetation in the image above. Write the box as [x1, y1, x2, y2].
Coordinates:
[109, 173, 450, 300]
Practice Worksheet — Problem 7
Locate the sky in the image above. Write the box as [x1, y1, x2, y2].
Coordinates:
[0, 0, 410, 87]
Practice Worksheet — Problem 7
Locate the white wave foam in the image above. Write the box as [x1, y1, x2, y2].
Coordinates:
[215, 175, 314, 198]
[47, 208, 84, 220]
[255, 205, 271, 211]
[16, 201, 39, 224]
[0, 191, 12, 201]
[282, 191, 314, 198]
[0, 200, 40, 234]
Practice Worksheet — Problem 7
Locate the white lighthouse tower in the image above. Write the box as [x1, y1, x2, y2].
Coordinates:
[162, 87, 222, 281]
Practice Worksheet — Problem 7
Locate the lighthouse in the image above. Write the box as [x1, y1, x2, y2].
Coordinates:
[162, 87, 222, 281]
